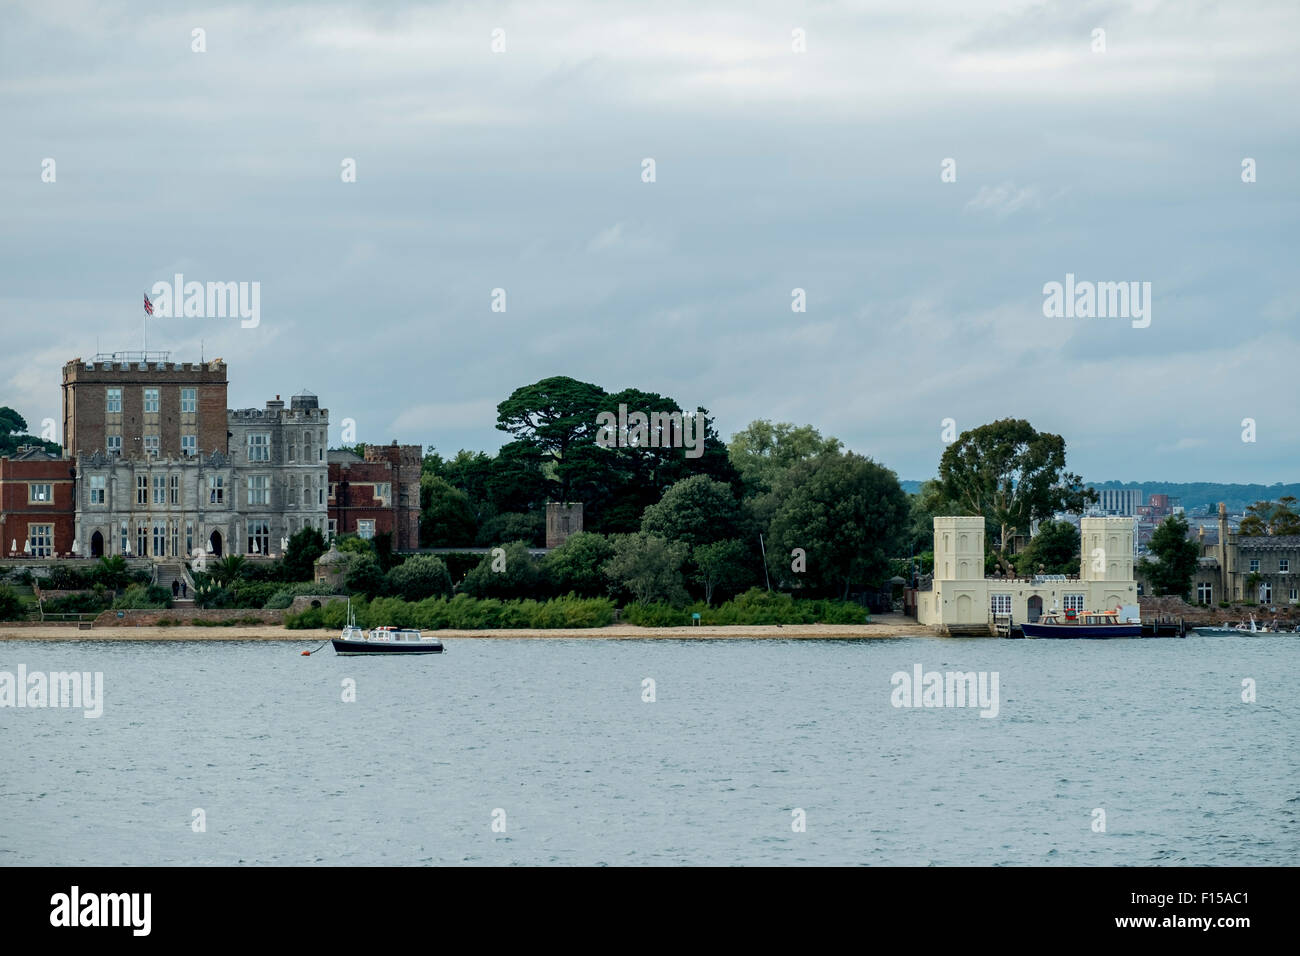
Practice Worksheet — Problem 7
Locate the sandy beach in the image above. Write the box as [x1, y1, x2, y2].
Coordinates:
[0, 617, 934, 641]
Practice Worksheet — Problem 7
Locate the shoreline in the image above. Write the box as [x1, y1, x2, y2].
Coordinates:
[0, 619, 934, 641]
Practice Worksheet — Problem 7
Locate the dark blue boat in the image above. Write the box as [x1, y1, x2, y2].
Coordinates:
[1021, 609, 1141, 639]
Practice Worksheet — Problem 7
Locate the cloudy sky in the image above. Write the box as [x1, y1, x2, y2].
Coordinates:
[3, 0, 1297, 484]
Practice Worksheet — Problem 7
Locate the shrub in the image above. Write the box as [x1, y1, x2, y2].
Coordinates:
[283, 593, 615, 630]
[460, 542, 539, 599]
[112, 584, 172, 610]
[229, 580, 283, 609]
[0, 585, 26, 621]
[43, 592, 109, 615]
[622, 602, 691, 627]
[385, 554, 453, 602]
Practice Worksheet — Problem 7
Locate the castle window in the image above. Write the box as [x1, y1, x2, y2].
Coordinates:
[180, 388, 197, 413]
[1249, 559, 1260, 572]
[1280, 559, 1290, 574]
[248, 433, 270, 462]
[143, 388, 159, 413]
[89, 475, 105, 504]
[1064, 593, 1085, 613]
[28, 483, 52, 503]
[990, 594, 1012, 615]
[106, 388, 122, 413]
[1197, 582, 1213, 604]
[182, 434, 196, 456]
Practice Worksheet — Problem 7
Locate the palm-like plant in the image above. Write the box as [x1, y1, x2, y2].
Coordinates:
[94, 555, 129, 592]
[211, 554, 247, 587]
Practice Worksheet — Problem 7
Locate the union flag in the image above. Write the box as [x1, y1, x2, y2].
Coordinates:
[143, 293, 154, 316]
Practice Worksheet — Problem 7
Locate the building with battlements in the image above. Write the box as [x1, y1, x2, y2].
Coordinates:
[327, 442, 422, 551]
[917, 515, 1138, 634]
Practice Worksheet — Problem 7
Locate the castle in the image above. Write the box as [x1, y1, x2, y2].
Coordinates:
[916, 515, 1138, 635]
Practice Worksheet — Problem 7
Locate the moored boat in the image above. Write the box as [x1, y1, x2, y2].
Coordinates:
[330, 605, 443, 655]
[1021, 608, 1141, 639]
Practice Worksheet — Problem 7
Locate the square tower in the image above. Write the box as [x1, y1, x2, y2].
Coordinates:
[1080, 516, 1135, 582]
[933, 516, 985, 582]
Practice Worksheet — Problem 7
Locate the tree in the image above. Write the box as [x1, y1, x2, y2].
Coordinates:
[934, 419, 1096, 559]
[94, 555, 130, 592]
[1239, 497, 1300, 536]
[461, 541, 540, 599]
[474, 511, 543, 548]
[496, 376, 608, 501]
[384, 554, 453, 601]
[282, 527, 327, 581]
[692, 539, 756, 604]
[640, 475, 746, 550]
[0, 406, 60, 456]
[541, 532, 615, 598]
[1137, 514, 1200, 598]
[1012, 519, 1081, 576]
[420, 474, 477, 547]
[345, 554, 385, 597]
[766, 452, 909, 598]
[0, 585, 25, 621]
[603, 533, 689, 605]
[211, 554, 246, 587]
[728, 420, 842, 496]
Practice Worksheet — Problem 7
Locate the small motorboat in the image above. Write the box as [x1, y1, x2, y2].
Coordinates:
[331, 606, 443, 655]
[1021, 607, 1142, 639]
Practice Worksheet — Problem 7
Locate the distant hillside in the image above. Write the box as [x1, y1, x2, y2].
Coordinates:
[899, 479, 1300, 514]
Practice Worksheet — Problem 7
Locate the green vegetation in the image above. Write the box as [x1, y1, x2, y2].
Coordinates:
[930, 419, 1096, 567]
[622, 589, 869, 627]
[1239, 496, 1300, 536]
[285, 593, 616, 630]
[1137, 514, 1201, 598]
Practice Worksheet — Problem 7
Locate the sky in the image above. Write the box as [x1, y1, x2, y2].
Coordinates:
[2, 0, 1297, 484]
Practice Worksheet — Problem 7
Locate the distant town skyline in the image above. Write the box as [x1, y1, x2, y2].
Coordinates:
[3, 0, 1297, 484]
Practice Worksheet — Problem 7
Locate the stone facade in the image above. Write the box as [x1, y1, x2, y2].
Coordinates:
[226, 392, 330, 552]
[1193, 503, 1300, 605]
[917, 516, 1138, 635]
[545, 501, 583, 548]
[64, 355, 329, 560]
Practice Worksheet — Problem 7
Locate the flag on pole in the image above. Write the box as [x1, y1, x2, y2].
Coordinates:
[143, 293, 154, 316]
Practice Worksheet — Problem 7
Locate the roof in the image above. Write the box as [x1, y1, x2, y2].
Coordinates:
[328, 449, 363, 464]
[1235, 535, 1300, 550]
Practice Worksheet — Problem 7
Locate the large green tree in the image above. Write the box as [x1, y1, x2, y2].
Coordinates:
[419, 475, 477, 547]
[1012, 519, 1081, 576]
[728, 420, 842, 496]
[495, 376, 608, 501]
[1137, 514, 1200, 598]
[541, 531, 615, 598]
[1238, 497, 1300, 536]
[640, 475, 747, 550]
[692, 539, 756, 604]
[603, 533, 689, 605]
[934, 419, 1096, 560]
[766, 452, 909, 598]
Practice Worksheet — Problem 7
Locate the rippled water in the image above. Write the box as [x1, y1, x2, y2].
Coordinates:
[1, 633, 1295, 865]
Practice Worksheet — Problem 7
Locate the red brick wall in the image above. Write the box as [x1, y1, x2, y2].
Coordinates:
[61, 359, 228, 458]
[0, 457, 76, 556]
